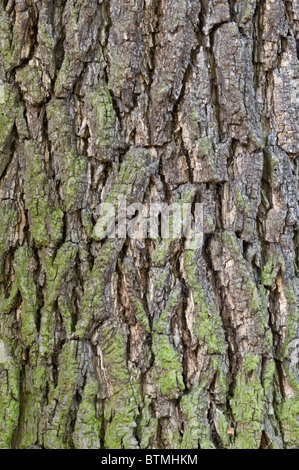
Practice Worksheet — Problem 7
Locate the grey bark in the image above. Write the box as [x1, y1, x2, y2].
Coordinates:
[0, 0, 299, 449]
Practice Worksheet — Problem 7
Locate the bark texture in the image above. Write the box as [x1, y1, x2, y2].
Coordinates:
[0, 0, 299, 449]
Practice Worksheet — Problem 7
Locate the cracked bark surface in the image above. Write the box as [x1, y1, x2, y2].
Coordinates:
[0, 0, 299, 449]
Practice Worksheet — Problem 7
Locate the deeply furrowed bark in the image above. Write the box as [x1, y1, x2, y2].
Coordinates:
[0, 0, 298, 449]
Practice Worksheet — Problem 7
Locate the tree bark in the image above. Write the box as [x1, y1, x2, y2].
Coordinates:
[0, 0, 299, 449]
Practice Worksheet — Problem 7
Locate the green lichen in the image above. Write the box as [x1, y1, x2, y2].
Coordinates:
[75, 239, 115, 339]
[197, 136, 219, 181]
[277, 366, 299, 448]
[46, 99, 87, 212]
[0, 82, 28, 176]
[279, 279, 299, 360]
[39, 243, 78, 354]
[57, 296, 75, 337]
[54, 53, 73, 97]
[132, 298, 150, 333]
[108, 49, 128, 94]
[152, 286, 185, 397]
[99, 321, 140, 449]
[43, 341, 79, 448]
[235, 188, 253, 214]
[24, 140, 64, 248]
[222, 231, 273, 351]
[16, 62, 47, 106]
[180, 382, 214, 449]
[0, 339, 20, 448]
[16, 348, 48, 449]
[0, 6, 13, 71]
[214, 409, 231, 448]
[38, 17, 55, 50]
[152, 240, 170, 267]
[152, 81, 170, 103]
[137, 397, 158, 449]
[73, 378, 102, 449]
[172, 0, 188, 29]
[81, 209, 94, 238]
[153, 269, 169, 290]
[261, 252, 285, 288]
[183, 249, 227, 354]
[85, 84, 120, 160]
[237, 0, 256, 25]
[13, 247, 38, 347]
[0, 200, 17, 280]
[2, 246, 39, 347]
[152, 185, 197, 266]
[230, 354, 275, 449]
[181, 354, 228, 448]
[106, 147, 153, 203]
[93, 147, 155, 241]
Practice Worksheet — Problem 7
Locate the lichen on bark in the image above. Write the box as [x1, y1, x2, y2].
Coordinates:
[0, 0, 298, 450]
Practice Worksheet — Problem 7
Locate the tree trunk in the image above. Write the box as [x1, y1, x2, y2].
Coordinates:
[0, 0, 298, 449]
